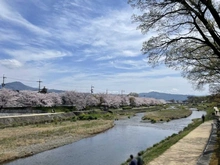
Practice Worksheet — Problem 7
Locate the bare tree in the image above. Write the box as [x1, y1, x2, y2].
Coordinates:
[128, 0, 220, 92]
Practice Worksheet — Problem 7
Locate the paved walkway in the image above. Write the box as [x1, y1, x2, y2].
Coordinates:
[147, 121, 213, 165]
[0, 113, 60, 118]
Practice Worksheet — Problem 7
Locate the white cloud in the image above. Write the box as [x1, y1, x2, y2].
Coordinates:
[3, 48, 71, 62]
[109, 59, 149, 70]
[0, 59, 23, 68]
[92, 40, 108, 47]
[121, 50, 139, 57]
[95, 55, 114, 61]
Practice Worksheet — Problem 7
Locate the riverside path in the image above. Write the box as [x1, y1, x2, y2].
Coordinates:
[147, 121, 213, 165]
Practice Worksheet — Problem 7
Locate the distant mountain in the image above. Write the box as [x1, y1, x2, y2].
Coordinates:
[0, 81, 64, 93]
[139, 91, 192, 101]
[1, 81, 37, 91]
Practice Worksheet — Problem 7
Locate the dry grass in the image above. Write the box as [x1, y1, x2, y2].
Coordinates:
[142, 108, 192, 122]
[0, 120, 114, 164]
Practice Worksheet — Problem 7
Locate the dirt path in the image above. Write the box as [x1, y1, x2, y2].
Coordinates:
[147, 121, 213, 165]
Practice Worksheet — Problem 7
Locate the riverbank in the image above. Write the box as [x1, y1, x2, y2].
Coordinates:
[0, 119, 114, 164]
[147, 120, 212, 165]
[1, 105, 207, 164]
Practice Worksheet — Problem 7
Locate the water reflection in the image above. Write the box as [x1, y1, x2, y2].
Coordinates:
[5, 110, 206, 165]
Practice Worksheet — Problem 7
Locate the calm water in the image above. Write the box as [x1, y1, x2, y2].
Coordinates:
[5, 110, 206, 165]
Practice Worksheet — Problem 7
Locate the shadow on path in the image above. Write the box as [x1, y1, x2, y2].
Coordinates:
[197, 122, 217, 165]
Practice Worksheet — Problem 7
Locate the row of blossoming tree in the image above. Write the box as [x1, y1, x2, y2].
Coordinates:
[0, 89, 166, 110]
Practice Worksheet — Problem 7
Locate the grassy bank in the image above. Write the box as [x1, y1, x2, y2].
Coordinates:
[121, 118, 202, 165]
[0, 120, 114, 164]
[142, 106, 192, 122]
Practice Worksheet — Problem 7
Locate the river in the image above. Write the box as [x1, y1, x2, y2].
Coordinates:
[5, 110, 206, 165]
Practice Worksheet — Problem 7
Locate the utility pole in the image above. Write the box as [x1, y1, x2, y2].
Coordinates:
[2, 74, 6, 88]
[121, 90, 125, 95]
[91, 85, 94, 94]
[106, 89, 108, 94]
[37, 79, 42, 92]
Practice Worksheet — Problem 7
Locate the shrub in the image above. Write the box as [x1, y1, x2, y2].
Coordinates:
[78, 114, 98, 120]
[151, 119, 156, 123]
[122, 106, 133, 110]
[171, 133, 177, 137]
[71, 116, 77, 122]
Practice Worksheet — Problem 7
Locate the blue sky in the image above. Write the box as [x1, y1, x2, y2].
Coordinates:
[0, 0, 209, 95]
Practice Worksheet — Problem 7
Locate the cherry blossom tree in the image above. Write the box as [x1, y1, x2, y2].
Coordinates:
[48, 92, 62, 106]
[84, 94, 100, 107]
[0, 89, 166, 109]
[128, 96, 165, 107]
[121, 96, 130, 106]
[0, 89, 19, 107]
[61, 91, 87, 110]
[95, 94, 124, 108]
[129, 0, 220, 92]
[105, 94, 122, 108]
[17, 90, 42, 107]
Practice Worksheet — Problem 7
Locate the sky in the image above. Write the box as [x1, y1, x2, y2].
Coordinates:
[0, 0, 210, 95]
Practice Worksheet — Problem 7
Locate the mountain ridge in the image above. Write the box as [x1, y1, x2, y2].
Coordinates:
[1, 81, 194, 100]
[1, 81, 37, 91]
[139, 91, 192, 101]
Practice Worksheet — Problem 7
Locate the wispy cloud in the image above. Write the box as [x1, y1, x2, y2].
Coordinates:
[0, 59, 23, 68]
[42, 2, 144, 61]
[109, 59, 149, 70]
[3, 48, 71, 62]
[0, 1, 50, 36]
